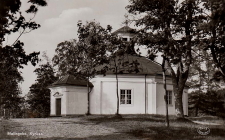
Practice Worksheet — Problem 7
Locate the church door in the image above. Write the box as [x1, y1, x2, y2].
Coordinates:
[56, 98, 61, 116]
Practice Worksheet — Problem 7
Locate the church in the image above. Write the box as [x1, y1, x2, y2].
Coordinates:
[48, 26, 188, 116]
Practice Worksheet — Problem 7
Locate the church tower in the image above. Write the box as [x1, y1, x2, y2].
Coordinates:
[113, 26, 137, 55]
[112, 26, 136, 42]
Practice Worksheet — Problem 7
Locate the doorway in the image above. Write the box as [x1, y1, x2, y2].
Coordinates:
[56, 98, 61, 116]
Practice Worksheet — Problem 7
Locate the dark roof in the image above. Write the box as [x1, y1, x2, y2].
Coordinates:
[112, 26, 137, 35]
[49, 74, 93, 87]
[94, 54, 170, 76]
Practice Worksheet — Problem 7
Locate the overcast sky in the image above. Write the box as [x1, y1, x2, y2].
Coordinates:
[2, 0, 131, 95]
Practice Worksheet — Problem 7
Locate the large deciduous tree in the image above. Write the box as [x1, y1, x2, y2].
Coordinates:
[53, 21, 112, 114]
[0, 0, 47, 115]
[27, 63, 58, 117]
[127, 0, 205, 118]
[187, 48, 217, 116]
[52, 39, 84, 77]
[77, 21, 113, 115]
[198, 0, 225, 81]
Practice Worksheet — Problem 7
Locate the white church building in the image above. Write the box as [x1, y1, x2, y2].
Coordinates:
[48, 26, 188, 116]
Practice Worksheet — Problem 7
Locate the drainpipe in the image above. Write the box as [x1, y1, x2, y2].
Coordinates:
[145, 74, 147, 114]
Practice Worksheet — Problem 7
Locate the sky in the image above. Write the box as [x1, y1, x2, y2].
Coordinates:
[3, 0, 132, 96]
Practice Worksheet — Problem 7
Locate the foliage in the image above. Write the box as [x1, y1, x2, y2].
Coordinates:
[189, 89, 225, 118]
[52, 39, 84, 77]
[126, 0, 225, 118]
[53, 21, 113, 78]
[27, 63, 57, 117]
[0, 0, 47, 44]
[187, 44, 223, 116]
[76, 21, 115, 77]
[0, 0, 47, 115]
[198, 0, 225, 80]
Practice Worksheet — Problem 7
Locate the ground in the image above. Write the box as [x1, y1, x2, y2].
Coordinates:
[0, 115, 224, 140]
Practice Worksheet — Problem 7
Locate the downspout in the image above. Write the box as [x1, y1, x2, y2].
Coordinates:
[87, 77, 90, 115]
[145, 74, 147, 114]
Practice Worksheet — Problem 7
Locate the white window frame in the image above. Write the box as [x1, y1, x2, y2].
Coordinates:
[166, 90, 173, 105]
[120, 89, 132, 105]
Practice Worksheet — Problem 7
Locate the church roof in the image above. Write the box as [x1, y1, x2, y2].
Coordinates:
[49, 74, 93, 87]
[112, 26, 136, 35]
[94, 54, 170, 76]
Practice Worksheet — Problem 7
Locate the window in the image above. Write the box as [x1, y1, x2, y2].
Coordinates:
[120, 89, 132, 105]
[166, 91, 173, 105]
[122, 37, 128, 41]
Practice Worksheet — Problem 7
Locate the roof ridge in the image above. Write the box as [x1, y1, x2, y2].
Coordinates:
[112, 25, 136, 34]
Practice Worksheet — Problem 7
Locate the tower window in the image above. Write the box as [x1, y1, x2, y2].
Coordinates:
[122, 37, 128, 41]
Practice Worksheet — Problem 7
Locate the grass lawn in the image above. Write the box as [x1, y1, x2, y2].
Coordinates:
[0, 115, 224, 140]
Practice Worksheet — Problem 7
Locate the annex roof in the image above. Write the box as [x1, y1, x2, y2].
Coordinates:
[49, 74, 93, 87]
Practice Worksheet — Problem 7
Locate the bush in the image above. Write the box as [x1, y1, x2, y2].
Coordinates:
[188, 89, 225, 117]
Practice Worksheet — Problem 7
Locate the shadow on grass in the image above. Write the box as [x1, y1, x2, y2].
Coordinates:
[127, 125, 225, 140]
[38, 134, 138, 140]
[85, 114, 195, 125]
[35, 125, 225, 140]
[37, 137, 85, 140]
[85, 116, 125, 124]
[54, 121, 98, 125]
[188, 116, 225, 124]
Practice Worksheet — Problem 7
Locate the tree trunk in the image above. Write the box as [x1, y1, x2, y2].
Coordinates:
[168, 63, 187, 118]
[163, 74, 169, 127]
[162, 57, 169, 127]
[173, 85, 184, 118]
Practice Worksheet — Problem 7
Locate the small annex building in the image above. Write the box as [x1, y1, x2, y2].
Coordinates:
[49, 26, 188, 116]
[48, 75, 93, 116]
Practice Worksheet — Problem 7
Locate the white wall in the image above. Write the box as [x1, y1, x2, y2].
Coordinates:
[90, 75, 188, 116]
[156, 83, 175, 115]
[147, 82, 157, 114]
[50, 75, 189, 116]
[155, 80, 189, 116]
[66, 86, 88, 115]
[49, 86, 88, 116]
[101, 81, 117, 114]
[89, 80, 101, 114]
[183, 89, 188, 116]
[49, 86, 67, 116]
[90, 75, 156, 114]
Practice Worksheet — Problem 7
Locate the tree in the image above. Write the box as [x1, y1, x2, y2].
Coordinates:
[162, 57, 169, 127]
[53, 21, 111, 115]
[0, 0, 47, 44]
[198, 0, 225, 80]
[27, 63, 58, 117]
[77, 21, 111, 115]
[127, 0, 206, 118]
[183, 0, 225, 117]
[127, 0, 224, 117]
[52, 39, 84, 77]
[0, 0, 47, 116]
[187, 45, 220, 117]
